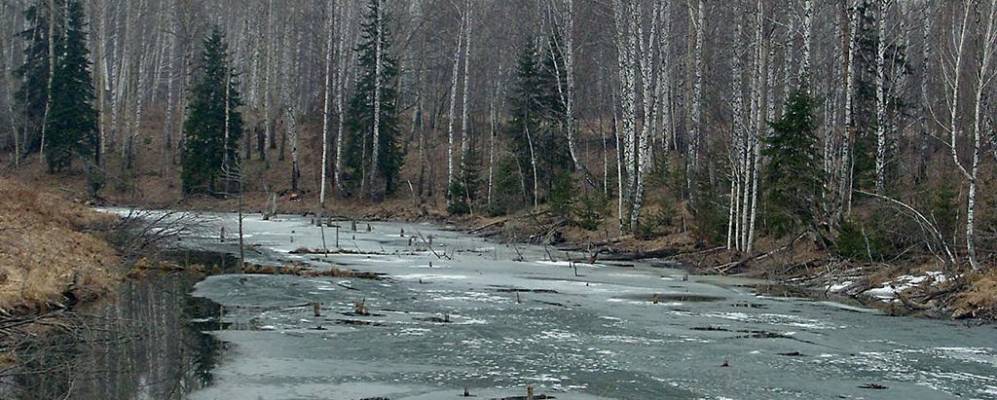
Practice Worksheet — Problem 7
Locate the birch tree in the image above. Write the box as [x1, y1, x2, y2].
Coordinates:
[874, 0, 890, 194]
[612, 0, 637, 232]
[367, 0, 383, 198]
[459, 0, 472, 175]
[320, 0, 335, 206]
[445, 10, 463, 196]
[745, 0, 767, 253]
[940, 0, 997, 270]
[687, 0, 705, 196]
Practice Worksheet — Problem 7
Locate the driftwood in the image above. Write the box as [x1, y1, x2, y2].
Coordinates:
[415, 231, 451, 260]
[468, 210, 552, 234]
[579, 246, 679, 262]
[712, 233, 806, 274]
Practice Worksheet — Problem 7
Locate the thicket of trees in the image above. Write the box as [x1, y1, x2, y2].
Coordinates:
[1, 0, 995, 269]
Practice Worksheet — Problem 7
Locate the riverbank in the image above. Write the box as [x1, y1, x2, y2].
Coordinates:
[0, 177, 120, 315]
[2, 166, 993, 322]
[0, 177, 124, 373]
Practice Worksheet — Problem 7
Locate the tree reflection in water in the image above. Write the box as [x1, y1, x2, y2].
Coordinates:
[3, 269, 224, 400]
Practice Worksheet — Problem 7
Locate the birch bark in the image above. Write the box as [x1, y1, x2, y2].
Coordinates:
[320, 0, 335, 206]
[445, 13, 463, 196]
[368, 0, 383, 198]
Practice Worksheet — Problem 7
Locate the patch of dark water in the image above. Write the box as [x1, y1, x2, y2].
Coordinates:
[616, 293, 726, 303]
[2, 252, 235, 400]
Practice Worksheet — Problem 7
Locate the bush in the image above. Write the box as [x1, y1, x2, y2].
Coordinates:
[485, 156, 525, 216]
[573, 191, 608, 231]
[691, 174, 727, 244]
[549, 172, 574, 219]
[447, 182, 470, 215]
[834, 219, 881, 261]
[636, 203, 675, 240]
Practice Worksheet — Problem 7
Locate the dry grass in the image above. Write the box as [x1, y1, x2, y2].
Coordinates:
[953, 269, 997, 320]
[0, 177, 119, 314]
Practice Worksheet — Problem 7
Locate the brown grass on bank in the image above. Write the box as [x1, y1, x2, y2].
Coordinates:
[953, 270, 997, 320]
[0, 177, 119, 315]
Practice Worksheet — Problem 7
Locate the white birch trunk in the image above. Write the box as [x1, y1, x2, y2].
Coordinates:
[320, 0, 335, 206]
[445, 14, 463, 196]
[562, 0, 581, 172]
[942, 3, 972, 268]
[874, 0, 889, 194]
[687, 0, 705, 191]
[965, 0, 996, 270]
[487, 89, 496, 205]
[459, 0, 472, 173]
[746, 0, 766, 254]
[799, 0, 812, 83]
[612, 0, 637, 230]
[368, 0, 383, 197]
[727, 15, 746, 250]
[840, 0, 859, 216]
[334, 1, 353, 193]
[632, 1, 658, 228]
[654, 2, 672, 153]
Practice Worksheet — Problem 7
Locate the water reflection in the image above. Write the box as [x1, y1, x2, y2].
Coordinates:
[3, 268, 223, 400]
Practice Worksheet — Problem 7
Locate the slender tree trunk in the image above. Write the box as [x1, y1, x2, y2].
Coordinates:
[965, 0, 996, 270]
[320, 0, 335, 206]
[746, 0, 766, 254]
[40, 0, 57, 162]
[459, 0, 472, 173]
[368, 0, 383, 198]
[727, 14, 746, 250]
[874, 0, 889, 194]
[943, 2, 973, 268]
[687, 0, 704, 196]
[487, 75, 500, 206]
[562, 0, 581, 173]
[799, 0, 813, 83]
[445, 13, 463, 199]
[916, 2, 931, 180]
[334, 1, 352, 194]
[632, 1, 658, 229]
[161, 7, 176, 174]
[654, 2, 672, 153]
[525, 121, 539, 209]
[840, 0, 859, 216]
[613, 0, 637, 231]
[288, 104, 300, 192]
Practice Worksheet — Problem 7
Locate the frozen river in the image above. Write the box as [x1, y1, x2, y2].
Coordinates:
[175, 211, 997, 400]
[10, 210, 994, 400]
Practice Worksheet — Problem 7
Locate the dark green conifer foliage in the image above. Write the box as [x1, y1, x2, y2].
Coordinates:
[448, 143, 483, 215]
[181, 27, 243, 195]
[344, 0, 403, 197]
[15, 0, 64, 155]
[506, 37, 571, 207]
[43, 0, 96, 172]
[763, 89, 824, 236]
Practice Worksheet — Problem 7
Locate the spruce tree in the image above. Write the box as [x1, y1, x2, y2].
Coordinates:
[181, 27, 243, 195]
[762, 89, 824, 236]
[506, 39, 541, 206]
[343, 0, 403, 197]
[507, 36, 572, 208]
[15, 0, 64, 156]
[43, 0, 96, 172]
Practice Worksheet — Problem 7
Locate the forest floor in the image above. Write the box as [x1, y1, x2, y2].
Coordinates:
[2, 156, 995, 322]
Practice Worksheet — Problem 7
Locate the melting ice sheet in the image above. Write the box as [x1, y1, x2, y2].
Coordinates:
[114, 210, 997, 400]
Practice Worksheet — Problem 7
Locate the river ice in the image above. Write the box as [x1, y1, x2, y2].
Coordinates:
[113, 209, 997, 400]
